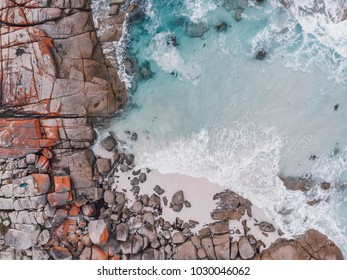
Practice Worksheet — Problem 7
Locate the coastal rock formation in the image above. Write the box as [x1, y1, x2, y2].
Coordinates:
[0, 0, 344, 260]
[0, 0, 127, 195]
[259, 229, 343, 260]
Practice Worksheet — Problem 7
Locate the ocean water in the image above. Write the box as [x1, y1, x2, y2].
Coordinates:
[92, 0, 347, 256]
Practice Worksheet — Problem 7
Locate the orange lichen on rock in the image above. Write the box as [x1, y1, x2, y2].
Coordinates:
[31, 173, 50, 194]
[0, 119, 60, 158]
[91, 245, 108, 260]
[54, 176, 71, 193]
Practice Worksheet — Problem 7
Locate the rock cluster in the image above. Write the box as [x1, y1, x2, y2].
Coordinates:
[259, 229, 343, 260]
[0, 0, 344, 261]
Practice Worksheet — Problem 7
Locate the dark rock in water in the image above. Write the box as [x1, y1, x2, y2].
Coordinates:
[280, 176, 314, 192]
[167, 33, 180, 46]
[185, 22, 209, 38]
[128, 2, 139, 13]
[215, 22, 228, 32]
[255, 0, 265, 3]
[259, 221, 276, 232]
[320, 182, 332, 190]
[334, 103, 339, 111]
[140, 61, 154, 80]
[255, 49, 268, 60]
[307, 198, 322, 206]
[234, 9, 242, 22]
[128, 3, 145, 23]
[309, 155, 318, 160]
[126, 154, 135, 166]
[131, 132, 138, 141]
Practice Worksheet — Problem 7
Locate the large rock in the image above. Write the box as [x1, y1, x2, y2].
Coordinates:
[91, 245, 108, 260]
[279, 176, 314, 192]
[172, 191, 185, 205]
[261, 240, 310, 260]
[230, 241, 238, 259]
[238, 237, 255, 259]
[88, 219, 110, 245]
[298, 229, 343, 260]
[259, 221, 276, 232]
[51, 245, 72, 260]
[96, 158, 111, 173]
[116, 223, 129, 242]
[201, 237, 216, 260]
[172, 232, 187, 244]
[173, 240, 197, 260]
[261, 229, 343, 260]
[32, 246, 50, 260]
[5, 229, 39, 250]
[100, 135, 117, 151]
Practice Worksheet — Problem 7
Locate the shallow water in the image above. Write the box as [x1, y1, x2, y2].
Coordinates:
[92, 0, 347, 256]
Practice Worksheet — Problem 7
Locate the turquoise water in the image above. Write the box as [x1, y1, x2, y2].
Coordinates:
[92, 0, 347, 256]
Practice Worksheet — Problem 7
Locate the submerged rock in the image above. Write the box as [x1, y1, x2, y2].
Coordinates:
[234, 9, 242, 22]
[166, 33, 179, 46]
[215, 22, 228, 32]
[279, 176, 314, 192]
[255, 49, 268, 60]
[140, 61, 154, 80]
[185, 22, 209, 38]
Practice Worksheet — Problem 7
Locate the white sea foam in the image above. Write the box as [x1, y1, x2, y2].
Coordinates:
[182, 0, 217, 23]
[253, 0, 347, 83]
[149, 32, 202, 82]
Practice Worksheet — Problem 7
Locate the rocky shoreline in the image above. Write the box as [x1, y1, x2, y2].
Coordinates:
[0, 0, 344, 260]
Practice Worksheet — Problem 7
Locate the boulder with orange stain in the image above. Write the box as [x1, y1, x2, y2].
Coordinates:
[12, 174, 50, 197]
[52, 219, 78, 240]
[0, 119, 60, 158]
[88, 219, 110, 246]
[50, 245, 72, 260]
[91, 245, 108, 260]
